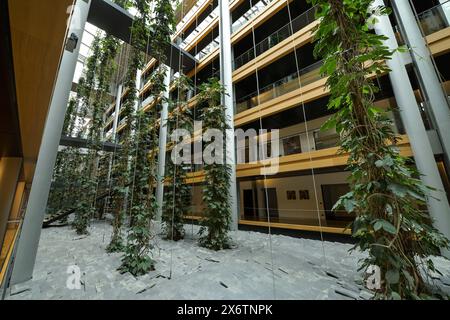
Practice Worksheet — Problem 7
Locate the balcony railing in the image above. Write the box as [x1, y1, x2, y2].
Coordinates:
[235, 129, 340, 164]
[195, 36, 220, 60]
[235, 60, 323, 114]
[234, 6, 317, 70]
[194, 0, 276, 61]
[180, 6, 219, 50]
[417, 0, 450, 36]
[232, 0, 276, 35]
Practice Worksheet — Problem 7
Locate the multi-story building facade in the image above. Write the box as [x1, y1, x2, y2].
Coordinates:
[2, 0, 450, 288]
[100, 0, 450, 236]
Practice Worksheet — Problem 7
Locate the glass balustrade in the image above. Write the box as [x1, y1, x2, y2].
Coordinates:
[235, 129, 340, 164]
[417, 1, 450, 36]
[195, 36, 220, 60]
[232, 0, 276, 35]
[234, 6, 317, 70]
[235, 60, 323, 114]
[314, 130, 340, 151]
[193, 0, 276, 61]
[180, 6, 219, 50]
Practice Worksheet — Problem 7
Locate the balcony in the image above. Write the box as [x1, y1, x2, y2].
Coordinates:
[233, 6, 316, 70]
[235, 60, 323, 114]
[417, 1, 450, 36]
[179, 5, 219, 50]
[195, 0, 278, 62]
[232, 0, 276, 35]
[195, 36, 220, 61]
[236, 127, 339, 164]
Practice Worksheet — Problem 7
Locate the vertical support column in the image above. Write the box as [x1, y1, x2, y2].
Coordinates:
[0, 158, 23, 254]
[156, 66, 172, 221]
[134, 70, 142, 112]
[106, 85, 123, 185]
[112, 84, 123, 142]
[11, 0, 91, 284]
[372, 0, 450, 258]
[219, 0, 239, 230]
[393, 0, 450, 175]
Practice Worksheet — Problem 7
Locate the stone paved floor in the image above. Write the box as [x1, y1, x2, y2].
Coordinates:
[6, 221, 450, 300]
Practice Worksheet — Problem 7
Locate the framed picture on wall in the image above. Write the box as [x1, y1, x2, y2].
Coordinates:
[287, 190, 297, 200]
[299, 190, 310, 200]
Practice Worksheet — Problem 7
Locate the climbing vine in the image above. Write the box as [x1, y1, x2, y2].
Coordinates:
[162, 75, 193, 241]
[197, 78, 232, 251]
[309, 0, 449, 299]
[119, 0, 176, 276]
[73, 35, 102, 235]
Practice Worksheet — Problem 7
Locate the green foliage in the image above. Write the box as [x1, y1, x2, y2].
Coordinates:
[308, 0, 449, 299]
[162, 75, 193, 241]
[73, 35, 103, 235]
[108, 0, 151, 252]
[197, 78, 232, 251]
[74, 28, 123, 235]
[47, 0, 132, 239]
[151, 0, 176, 62]
[119, 0, 175, 276]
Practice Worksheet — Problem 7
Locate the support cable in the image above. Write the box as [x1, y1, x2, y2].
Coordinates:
[247, 0, 277, 300]
[284, 2, 328, 266]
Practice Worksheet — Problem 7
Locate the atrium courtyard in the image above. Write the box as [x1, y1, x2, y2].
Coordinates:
[2, 0, 450, 305]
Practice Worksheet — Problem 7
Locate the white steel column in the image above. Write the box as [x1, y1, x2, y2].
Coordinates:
[112, 84, 123, 141]
[219, 0, 239, 230]
[156, 67, 172, 221]
[11, 0, 92, 284]
[393, 0, 450, 173]
[372, 0, 450, 258]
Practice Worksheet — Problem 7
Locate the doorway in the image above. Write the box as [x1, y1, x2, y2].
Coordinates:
[243, 189, 256, 217]
[321, 184, 354, 223]
[262, 188, 279, 219]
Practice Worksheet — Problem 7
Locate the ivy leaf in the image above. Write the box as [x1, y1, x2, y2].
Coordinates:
[390, 291, 401, 300]
[386, 269, 400, 284]
[373, 220, 397, 234]
[321, 117, 337, 131]
[388, 183, 408, 197]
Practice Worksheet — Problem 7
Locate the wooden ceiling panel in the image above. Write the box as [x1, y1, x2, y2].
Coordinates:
[8, 0, 74, 182]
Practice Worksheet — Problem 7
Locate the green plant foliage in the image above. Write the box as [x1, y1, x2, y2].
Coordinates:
[74, 28, 123, 235]
[162, 75, 193, 241]
[308, 0, 449, 299]
[118, 0, 165, 275]
[197, 78, 232, 251]
[47, 0, 130, 234]
[73, 35, 103, 235]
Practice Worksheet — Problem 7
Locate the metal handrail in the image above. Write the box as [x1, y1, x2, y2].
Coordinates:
[234, 6, 317, 70]
[417, 0, 450, 19]
[235, 60, 323, 106]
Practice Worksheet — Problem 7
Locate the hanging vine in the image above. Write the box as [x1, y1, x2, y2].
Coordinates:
[197, 78, 232, 251]
[119, 0, 176, 276]
[47, 98, 78, 221]
[162, 75, 193, 241]
[308, 0, 449, 299]
[73, 35, 103, 235]
[117, 0, 154, 273]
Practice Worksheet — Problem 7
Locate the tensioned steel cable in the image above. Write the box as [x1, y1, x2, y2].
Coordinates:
[127, 9, 152, 233]
[168, 17, 177, 280]
[103, 36, 126, 227]
[284, 2, 328, 266]
[77, 29, 104, 228]
[247, 0, 277, 300]
[106, 17, 135, 243]
[189, 8, 200, 237]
